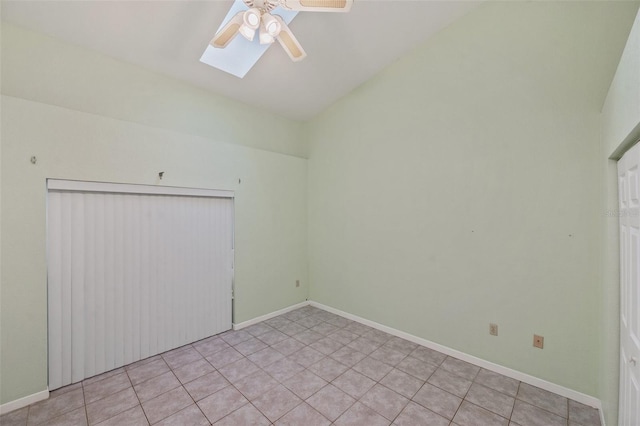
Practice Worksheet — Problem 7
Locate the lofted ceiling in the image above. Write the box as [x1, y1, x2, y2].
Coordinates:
[1, 0, 479, 121]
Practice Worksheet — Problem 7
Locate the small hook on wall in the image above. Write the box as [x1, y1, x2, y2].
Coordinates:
[159, 171, 165, 180]
[30, 156, 37, 165]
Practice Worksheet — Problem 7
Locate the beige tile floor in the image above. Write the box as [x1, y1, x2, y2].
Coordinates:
[1, 306, 601, 426]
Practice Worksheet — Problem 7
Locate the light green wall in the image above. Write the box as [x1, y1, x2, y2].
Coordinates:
[1, 24, 305, 158]
[307, 0, 638, 401]
[0, 25, 308, 405]
[2, 1, 639, 418]
[601, 8, 640, 425]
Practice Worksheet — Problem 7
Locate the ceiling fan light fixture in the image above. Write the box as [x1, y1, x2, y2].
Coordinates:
[262, 13, 281, 36]
[239, 8, 261, 41]
[239, 25, 256, 41]
[259, 24, 275, 44]
[243, 8, 261, 27]
[259, 13, 281, 44]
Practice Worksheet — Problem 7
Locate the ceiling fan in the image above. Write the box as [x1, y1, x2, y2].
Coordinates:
[210, 0, 353, 62]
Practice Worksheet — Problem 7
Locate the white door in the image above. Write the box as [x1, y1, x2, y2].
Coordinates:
[619, 142, 640, 426]
[47, 180, 234, 389]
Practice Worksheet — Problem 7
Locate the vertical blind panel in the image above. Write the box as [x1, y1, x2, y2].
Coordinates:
[48, 189, 233, 390]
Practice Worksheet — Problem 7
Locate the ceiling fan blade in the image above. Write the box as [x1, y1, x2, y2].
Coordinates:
[279, 0, 352, 13]
[210, 11, 244, 48]
[274, 15, 307, 62]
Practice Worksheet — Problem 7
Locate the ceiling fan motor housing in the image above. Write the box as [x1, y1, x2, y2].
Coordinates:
[244, 0, 280, 13]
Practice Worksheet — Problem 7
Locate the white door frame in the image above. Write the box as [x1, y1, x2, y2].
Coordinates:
[618, 144, 640, 426]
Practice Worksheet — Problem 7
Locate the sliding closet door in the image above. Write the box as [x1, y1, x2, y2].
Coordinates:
[47, 180, 234, 390]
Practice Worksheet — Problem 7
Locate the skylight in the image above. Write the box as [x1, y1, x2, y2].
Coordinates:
[200, 0, 298, 78]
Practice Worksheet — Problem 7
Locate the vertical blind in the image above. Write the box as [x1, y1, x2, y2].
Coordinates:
[47, 180, 234, 390]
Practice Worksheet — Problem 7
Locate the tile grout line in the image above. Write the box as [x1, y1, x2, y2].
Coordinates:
[512, 381, 523, 424]
[124, 365, 147, 426]
[10, 305, 600, 426]
[514, 385, 572, 422]
[82, 381, 89, 426]
[446, 358, 476, 425]
[299, 315, 393, 423]
[163, 348, 212, 426]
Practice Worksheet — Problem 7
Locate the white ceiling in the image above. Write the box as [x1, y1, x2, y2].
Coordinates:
[1, 0, 479, 121]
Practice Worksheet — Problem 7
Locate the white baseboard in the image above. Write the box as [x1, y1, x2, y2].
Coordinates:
[233, 300, 310, 330]
[0, 389, 49, 415]
[309, 301, 603, 412]
[0, 302, 310, 416]
[0, 300, 604, 421]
